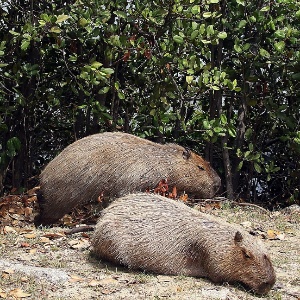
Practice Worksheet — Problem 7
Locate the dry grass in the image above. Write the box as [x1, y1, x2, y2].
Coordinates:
[0, 203, 299, 300]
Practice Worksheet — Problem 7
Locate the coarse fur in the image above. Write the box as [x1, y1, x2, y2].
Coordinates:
[35, 132, 221, 226]
[91, 193, 276, 295]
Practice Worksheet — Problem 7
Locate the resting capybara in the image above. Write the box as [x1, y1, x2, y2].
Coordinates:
[91, 193, 276, 295]
[35, 132, 221, 226]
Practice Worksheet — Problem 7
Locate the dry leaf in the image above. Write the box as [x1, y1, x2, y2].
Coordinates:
[23, 233, 36, 239]
[88, 279, 102, 286]
[69, 275, 85, 283]
[29, 248, 37, 254]
[63, 215, 73, 226]
[39, 237, 50, 243]
[179, 194, 188, 202]
[9, 288, 31, 298]
[20, 242, 30, 248]
[3, 226, 17, 234]
[101, 289, 113, 295]
[3, 269, 14, 274]
[98, 277, 118, 285]
[68, 239, 90, 250]
[43, 233, 65, 239]
[240, 221, 252, 228]
[24, 207, 33, 217]
[0, 288, 7, 298]
[267, 229, 285, 240]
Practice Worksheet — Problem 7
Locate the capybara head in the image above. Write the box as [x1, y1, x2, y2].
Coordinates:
[91, 193, 276, 294]
[35, 132, 221, 226]
[203, 230, 276, 294]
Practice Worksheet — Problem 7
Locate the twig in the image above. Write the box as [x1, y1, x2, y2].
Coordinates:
[64, 225, 95, 235]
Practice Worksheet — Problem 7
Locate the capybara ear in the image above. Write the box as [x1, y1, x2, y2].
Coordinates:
[234, 231, 243, 244]
[182, 148, 191, 160]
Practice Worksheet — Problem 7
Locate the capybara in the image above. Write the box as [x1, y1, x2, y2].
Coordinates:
[35, 132, 221, 226]
[91, 193, 276, 295]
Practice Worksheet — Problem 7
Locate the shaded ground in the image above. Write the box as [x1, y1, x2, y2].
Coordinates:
[0, 198, 299, 300]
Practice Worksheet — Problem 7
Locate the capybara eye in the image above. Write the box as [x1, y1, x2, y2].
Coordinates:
[198, 165, 205, 171]
[243, 250, 252, 259]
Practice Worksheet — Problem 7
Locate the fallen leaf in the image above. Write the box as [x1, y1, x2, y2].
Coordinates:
[3, 269, 14, 274]
[69, 275, 85, 283]
[240, 221, 252, 228]
[68, 239, 90, 250]
[267, 229, 285, 240]
[29, 248, 37, 254]
[0, 287, 7, 298]
[62, 215, 73, 226]
[9, 288, 31, 298]
[43, 233, 65, 239]
[179, 194, 188, 202]
[88, 279, 102, 286]
[101, 289, 113, 295]
[39, 237, 50, 243]
[23, 233, 36, 239]
[24, 207, 33, 217]
[20, 242, 30, 248]
[98, 277, 118, 285]
[3, 226, 17, 234]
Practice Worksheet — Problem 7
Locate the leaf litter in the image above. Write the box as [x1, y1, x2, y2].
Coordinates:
[0, 184, 299, 299]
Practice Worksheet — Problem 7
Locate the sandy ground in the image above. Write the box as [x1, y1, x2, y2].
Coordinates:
[0, 202, 299, 300]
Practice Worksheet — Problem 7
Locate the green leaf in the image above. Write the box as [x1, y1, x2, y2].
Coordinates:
[274, 30, 285, 39]
[238, 20, 247, 28]
[50, 26, 61, 33]
[217, 32, 227, 39]
[228, 126, 236, 137]
[237, 161, 244, 171]
[78, 18, 88, 27]
[220, 114, 227, 124]
[234, 44, 242, 53]
[191, 5, 200, 14]
[203, 12, 212, 18]
[259, 48, 270, 58]
[114, 11, 127, 19]
[7, 137, 21, 158]
[190, 30, 199, 40]
[118, 91, 125, 99]
[173, 35, 184, 44]
[101, 68, 114, 75]
[56, 14, 69, 23]
[274, 41, 285, 52]
[260, 6, 270, 12]
[0, 63, 8, 67]
[91, 61, 103, 69]
[21, 40, 30, 51]
[254, 162, 262, 173]
[186, 76, 193, 84]
[236, 0, 245, 5]
[9, 30, 20, 36]
[98, 86, 110, 94]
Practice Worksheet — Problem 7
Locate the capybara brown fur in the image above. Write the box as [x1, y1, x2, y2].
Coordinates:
[91, 193, 276, 295]
[35, 132, 221, 226]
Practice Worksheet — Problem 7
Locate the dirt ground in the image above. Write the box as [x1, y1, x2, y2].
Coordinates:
[0, 201, 299, 300]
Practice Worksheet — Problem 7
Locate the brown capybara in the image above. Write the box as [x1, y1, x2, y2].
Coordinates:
[91, 193, 276, 295]
[35, 132, 221, 226]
